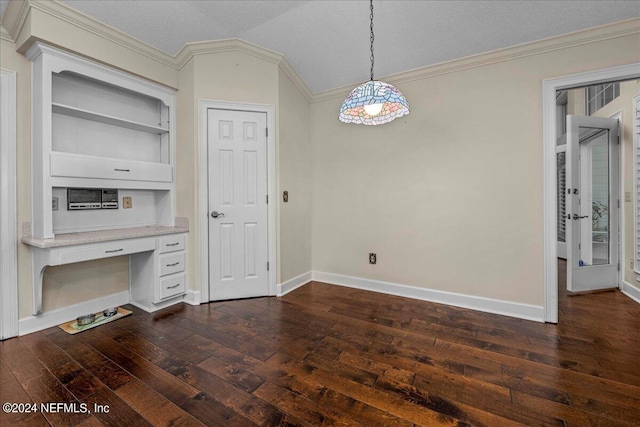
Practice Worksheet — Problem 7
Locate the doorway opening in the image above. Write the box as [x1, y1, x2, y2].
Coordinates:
[543, 63, 640, 323]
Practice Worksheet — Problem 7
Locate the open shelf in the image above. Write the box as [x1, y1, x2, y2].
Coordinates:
[52, 102, 169, 135]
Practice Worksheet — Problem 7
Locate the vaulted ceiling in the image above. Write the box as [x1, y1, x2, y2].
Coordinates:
[2, 1, 639, 93]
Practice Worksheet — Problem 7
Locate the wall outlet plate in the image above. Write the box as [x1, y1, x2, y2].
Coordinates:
[123, 197, 132, 209]
[369, 253, 377, 264]
[52, 197, 59, 211]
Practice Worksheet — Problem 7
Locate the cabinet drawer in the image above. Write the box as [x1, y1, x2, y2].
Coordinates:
[159, 274, 186, 300]
[50, 152, 172, 183]
[57, 238, 155, 264]
[159, 252, 185, 277]
[158, 235, 185, 253]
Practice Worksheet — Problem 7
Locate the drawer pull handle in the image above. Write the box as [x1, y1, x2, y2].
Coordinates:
[166, 262, 180, 267]
[114, 168, 130, 172]
[105, 248, 123, 253]
[166, 242, 180, 247]
[167, 283, 181, 289]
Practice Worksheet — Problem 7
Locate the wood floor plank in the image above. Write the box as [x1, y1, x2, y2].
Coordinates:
[114, 379, 206, 427]
[88, 335, 200, 407]
[2, 259, 639, 426]
[0, 377, 50, 427]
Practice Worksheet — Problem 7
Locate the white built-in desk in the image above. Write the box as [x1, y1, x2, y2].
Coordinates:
[22, 218, 188, 316]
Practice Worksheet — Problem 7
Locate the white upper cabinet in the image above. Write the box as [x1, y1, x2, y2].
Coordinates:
[27, 43, 177, 238]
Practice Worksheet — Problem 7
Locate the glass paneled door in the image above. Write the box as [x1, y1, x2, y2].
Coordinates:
[566, 115, 619, 293]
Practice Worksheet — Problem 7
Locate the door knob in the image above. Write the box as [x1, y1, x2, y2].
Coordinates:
[211, 211, 225, 218]
[572, 214, 588, 220]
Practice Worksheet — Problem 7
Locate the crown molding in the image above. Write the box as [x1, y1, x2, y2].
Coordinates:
[175, 38, 283, 69]
[176, 38, 313, 101]
[1, 0, 30, 42]
[10, 0, 177, 69]
[3, 1, 634, 105]
[312, 17, 640, 103]
[278, 57, 313, 102]
[0, 25, 13, 42]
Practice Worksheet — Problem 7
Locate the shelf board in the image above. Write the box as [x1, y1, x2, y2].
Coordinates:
[52, 103, 169, 135]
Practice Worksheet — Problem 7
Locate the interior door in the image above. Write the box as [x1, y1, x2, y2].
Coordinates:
[566, 114, 619, 292]
[208, 109, 269, 300]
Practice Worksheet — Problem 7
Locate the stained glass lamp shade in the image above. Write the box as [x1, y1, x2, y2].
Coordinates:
[339, 80, 410, 125]
[338, 0, 409, 125]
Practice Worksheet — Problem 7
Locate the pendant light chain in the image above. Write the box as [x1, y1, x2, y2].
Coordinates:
[369, 0, 375, 81]
[338, 0, 410, 125]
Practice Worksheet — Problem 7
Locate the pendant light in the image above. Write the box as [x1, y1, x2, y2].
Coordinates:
[339, 0, 410, 125]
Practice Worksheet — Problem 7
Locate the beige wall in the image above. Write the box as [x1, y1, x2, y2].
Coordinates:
[278, 68, 312, 281]
[310, 32, 640, 307]
[179, 50, 280, 293]
[4, 6, 313, 318]
[176, 57, 196, 293]
[2, 0, 638, 322]
[592, 80, 640, 287]
[180, 51, 312, 290]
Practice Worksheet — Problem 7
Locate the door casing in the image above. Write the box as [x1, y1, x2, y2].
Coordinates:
[0, 68, 18, 340]
[198, 100, 277, 303]
[542, 63, 640, 323]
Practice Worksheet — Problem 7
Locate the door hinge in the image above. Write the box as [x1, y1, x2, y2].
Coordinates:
[266, 195, 268, 204]
[267, 262, 270, 271]
[266, 128, 269, 137]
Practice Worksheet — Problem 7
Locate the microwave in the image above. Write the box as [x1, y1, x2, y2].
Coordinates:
[67, 188, 118, 210]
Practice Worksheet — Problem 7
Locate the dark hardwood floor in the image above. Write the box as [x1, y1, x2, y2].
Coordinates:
[2, 262, 640, 426]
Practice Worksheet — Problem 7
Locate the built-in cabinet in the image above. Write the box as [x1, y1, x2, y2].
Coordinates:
[26, 42, 176, 239]
[24, 43, 187, 320]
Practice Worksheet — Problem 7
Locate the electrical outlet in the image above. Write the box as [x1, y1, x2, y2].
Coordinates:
[283, 191, 289, 203]
[123, 197, 132, 209]
[369, 253, 377, 264]
[52, 197, 58, 211]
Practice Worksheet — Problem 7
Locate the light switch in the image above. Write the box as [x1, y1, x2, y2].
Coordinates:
[123, 197, 132, 209]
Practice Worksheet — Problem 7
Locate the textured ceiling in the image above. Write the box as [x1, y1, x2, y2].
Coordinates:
[2, 1, 639, 93]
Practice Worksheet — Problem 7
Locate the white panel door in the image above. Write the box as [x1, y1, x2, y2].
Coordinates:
[566, 115, 619, 293]
[208, 109, 268, 300]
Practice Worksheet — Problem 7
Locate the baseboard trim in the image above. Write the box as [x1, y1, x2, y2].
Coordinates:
[183, 290, 201, 306]
[622, 281, 640, 304]
[18, 290, 130, 336]
[277, 271, 312, 296]
[311, 271, 545, 322]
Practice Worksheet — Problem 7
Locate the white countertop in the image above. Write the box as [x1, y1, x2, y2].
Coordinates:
[22, 217, 189, 248]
